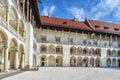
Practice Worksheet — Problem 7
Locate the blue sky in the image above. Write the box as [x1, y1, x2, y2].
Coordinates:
[38, 0, 120, 24]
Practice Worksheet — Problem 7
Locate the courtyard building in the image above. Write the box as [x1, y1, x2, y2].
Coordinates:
[0, 0, 120, 73]
[0, 0, 40, 72]
[37, 16, 120, 67]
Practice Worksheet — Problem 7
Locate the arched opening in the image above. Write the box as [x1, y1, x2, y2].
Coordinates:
[9, 38, 18, 69]
[90, 57, 94, 67]
[96, 57, 100, 67]
[70, 56, 76, 67]
[0, 29, 8, 71]
[40, 55, 47, 67]
[112, 50, 116, 56]
[48, 56, 55, 67]
[83, 47, 89, 55]
[56, 56, 63, 66]
[118, 59, 120, 67]
[77, 56, 82, 67]
[48, 45, 55, 54]
[90, 48, 94, 55]
[118, 50, 120, 56]
[18, 44, 25, 69]
[112, 59, 116, 67]
[0, 1, 7, 20]
[96, 48, 101, 56]
[19, 19, 25, 38]
[41, 45, 47, 54]
[83, 57, 88, 67]
[56, 45, 63, 55]
[70, 46, 76, 55]
[77, 47, 82, 55]
[19, 0, 24, 13]
[107, 49, 111, 56]
[107, 58, 111, 67]
[9, 7, 18, 31]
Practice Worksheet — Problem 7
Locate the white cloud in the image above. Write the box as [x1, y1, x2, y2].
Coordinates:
[41, 5, 56, 16]
[91, 0, 120, 19]
[68, 7, 85, 21]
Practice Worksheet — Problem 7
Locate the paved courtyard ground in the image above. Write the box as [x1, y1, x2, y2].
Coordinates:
[1, 67, 120, 80]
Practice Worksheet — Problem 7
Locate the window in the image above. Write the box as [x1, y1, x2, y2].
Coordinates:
[95, 25, 100, 28]
[41, 36, 46, 42]
[56, 37, 61, 43]
[56, 59, 59, 63]
[104, 27, 109, 29]
[114, 28, 119, 31]
[63, 21, 67, 24]
[70, 38, 73, 44]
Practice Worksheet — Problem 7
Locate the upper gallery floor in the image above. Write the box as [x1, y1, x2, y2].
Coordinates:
[34, 16, 120, 48]
[0, 0, 40, 41]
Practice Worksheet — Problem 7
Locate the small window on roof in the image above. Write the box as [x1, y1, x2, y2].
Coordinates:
[114, 28, 119, 31]
[104, 27, 109, 29]
[63, 22, 67, 24]
[95, 25, 100, 28]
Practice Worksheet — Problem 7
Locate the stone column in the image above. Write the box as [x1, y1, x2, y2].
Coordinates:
[21, 54, 25, 69]
[15, 51, 19, 69]
[27, 1, 29, 21]
[0, 48, 4, 71]
[4, 48, 8, 72]
[47, 58, 48, 67]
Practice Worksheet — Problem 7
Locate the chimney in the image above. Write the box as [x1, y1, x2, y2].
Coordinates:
[73, 16, 77, 21]
[48, 12, 51, 18]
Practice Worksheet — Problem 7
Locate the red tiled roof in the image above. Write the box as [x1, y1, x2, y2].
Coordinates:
[88, 19, 120, 35]
[40, 16, 120, 35]
[40, 16, 92, 30]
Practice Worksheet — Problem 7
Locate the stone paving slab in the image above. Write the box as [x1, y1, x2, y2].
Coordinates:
[1, 67, 120, 80]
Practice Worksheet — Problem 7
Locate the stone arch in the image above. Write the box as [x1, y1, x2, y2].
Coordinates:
[107, 58, 111, 67]
[83, 57, 88, 67]
[8, 38, 18, 69]
[56, 56, 63, 66]
[107, 49, 112, 56]
[9, 6, 18, 31]
[83, 47, 89, 55]
[41, 45, 47, 54]
[90, 57, 94, 67]
[70, 56, 76, 67]
[56, 45, 63, 55]
[96, 57, 100, 67]
[40, 55, 47, 66]
[112, 58, 116, 67]
[18, 44, 25, 69]
[77, 47, 82, 55]
[70, 46, 76, 55]
[77, 56, 82, 67]
[48, 56, 55, 67]
[48, 45, 55, 54]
